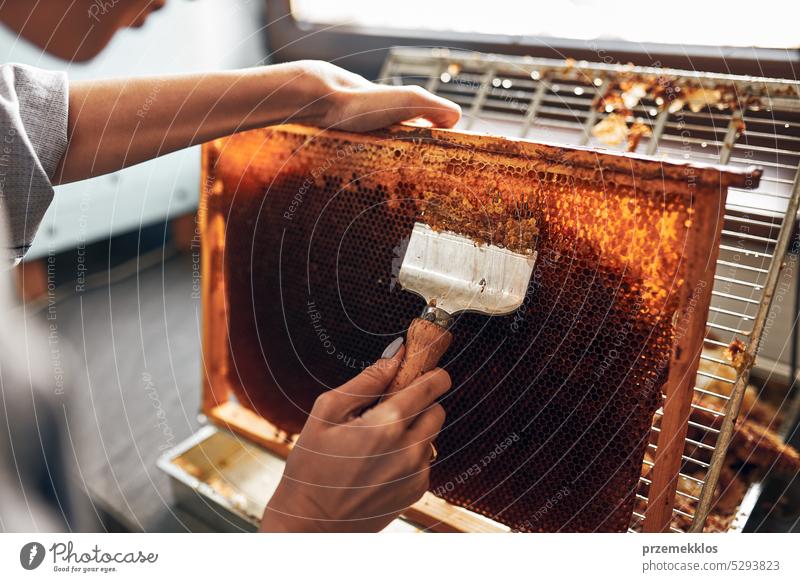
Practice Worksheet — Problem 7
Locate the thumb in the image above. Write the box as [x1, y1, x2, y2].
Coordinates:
[325, 340, 405, 418]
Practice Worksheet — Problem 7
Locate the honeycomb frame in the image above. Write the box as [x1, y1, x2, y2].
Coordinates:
[199, 124, 758, 532]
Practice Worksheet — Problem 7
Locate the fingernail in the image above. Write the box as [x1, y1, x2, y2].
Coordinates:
[381, 337, 404, 359]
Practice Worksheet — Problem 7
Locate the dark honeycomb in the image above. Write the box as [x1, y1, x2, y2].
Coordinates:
[202, 125, 722, 532]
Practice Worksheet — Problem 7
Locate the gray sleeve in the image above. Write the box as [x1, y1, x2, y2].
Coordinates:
[0, 63, 68, 262]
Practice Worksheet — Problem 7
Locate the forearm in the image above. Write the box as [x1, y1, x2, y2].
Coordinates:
[54, 62, 324, 184]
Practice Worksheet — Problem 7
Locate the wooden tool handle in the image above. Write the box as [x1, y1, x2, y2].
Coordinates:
[386, 317, 453, 396]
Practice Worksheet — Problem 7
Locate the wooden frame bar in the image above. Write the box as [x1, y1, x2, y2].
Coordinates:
[642, 187, 727, 532]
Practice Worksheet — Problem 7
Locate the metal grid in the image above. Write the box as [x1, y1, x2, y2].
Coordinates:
[379, 47, 800, 532]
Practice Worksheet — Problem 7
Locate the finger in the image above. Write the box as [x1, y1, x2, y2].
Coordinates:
[363, 86, 460, 130]
[400, 468, 431, 509]
[406, 404, 446, 466]
[400, 85, 462, 128]
[407, 402, 446, 443]
[363, 368, 451, 428]
[313, 344, 405, 421]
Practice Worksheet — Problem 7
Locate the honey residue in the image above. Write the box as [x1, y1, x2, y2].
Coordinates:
[592, 74, 761, 151]
[724, 338, 751, 375]
[416, 189, 538, 254]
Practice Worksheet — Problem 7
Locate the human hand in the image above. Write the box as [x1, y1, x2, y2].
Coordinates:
[56, 60, 460, 183]
[259, 340, 451, 532]
[298, 60, 462, 132]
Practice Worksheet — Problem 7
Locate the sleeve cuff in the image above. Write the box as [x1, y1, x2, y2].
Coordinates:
[12, 64, 69, 182]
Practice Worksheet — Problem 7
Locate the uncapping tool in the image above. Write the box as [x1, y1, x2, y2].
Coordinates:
[385, 222, 537, 395]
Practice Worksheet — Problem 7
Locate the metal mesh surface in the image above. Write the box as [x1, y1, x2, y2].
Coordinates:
[202, 125, 736, 532]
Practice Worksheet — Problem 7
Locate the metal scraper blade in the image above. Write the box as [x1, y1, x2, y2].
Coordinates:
[398, 222, 537, 317]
